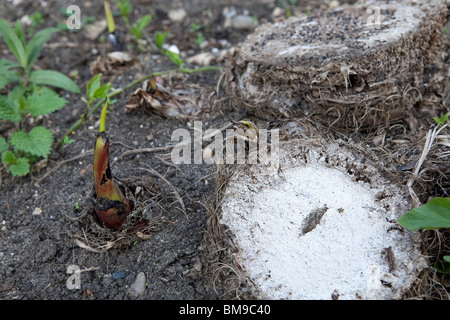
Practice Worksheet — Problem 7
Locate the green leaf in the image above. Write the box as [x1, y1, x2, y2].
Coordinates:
[14, 20, 26, 47]
[1, 150, 16, 165]
[166, 50, 184, 67]
[189, 23, 201, 32]
[131, 14, 152, 40]
[29, 69, 80, 93]
[155, 31, 168, 50]
[0, 19, 27, 68]
[93, 83, 111, 99]
[136, 14, 152, 32]
[0, 94, 21, 122]
[117, 0, 131, 17]
[86, 73, 102, 99]
[0, 137, 9, 153]
[397, 197, 450, 231]
[25, 27, 59, 71]
[0, 59, 21, 90]
[8, 157, 30, 176]
[1, 150, 30, 176]
[10, 126, 54, 158]
[434, 261, 450, 275]
[195, 32, 206, 46]
[444, 256, 450, 263]
[433, 112, 449, 125]
[59, 135, 74, 146]
[1, 151, 30, 176]
[26, 87, 67, 116]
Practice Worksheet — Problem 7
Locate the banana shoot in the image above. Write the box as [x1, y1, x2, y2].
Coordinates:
[92, 101, 132, 229]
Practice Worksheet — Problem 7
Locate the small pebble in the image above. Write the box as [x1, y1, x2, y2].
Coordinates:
[111, 271, 126, 279]
[168, 8, 187, 22]
[128, 272, 146, 297]
[232, 15, 258, 30]
[167, 44, 180, 55]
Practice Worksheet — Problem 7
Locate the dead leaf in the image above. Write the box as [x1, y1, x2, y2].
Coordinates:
[125, 77, 218, 119]
[186, 47, 235, 66]
[90, 52, 136, 76]
[86, 19, 107, 40]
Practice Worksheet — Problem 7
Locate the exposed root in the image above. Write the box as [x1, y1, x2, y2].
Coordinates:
[407, 124, 449, 207]
[200, 164, 259, 299]
[137, 164, 188, 221]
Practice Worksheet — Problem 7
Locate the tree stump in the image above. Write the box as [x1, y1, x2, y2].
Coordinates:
[225, 0, 447, 131]
[209, 137, 427, 300]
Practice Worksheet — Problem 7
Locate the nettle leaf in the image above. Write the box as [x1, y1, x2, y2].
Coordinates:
[0, 59, 21, 90]
[10, 126, 54, 158]
[0, 19, 27, 67]
[398, 197, 450, 231]
[9, 157, 30, 176]
[25, 27, 59, 71]
[0, 94, 21, 122]
[26, 87, 67, 116]
[30, 69, 80, 93]
[1, 150, 16, 165]
[0, 137, 9, 153]
[1, 150, 30, 176]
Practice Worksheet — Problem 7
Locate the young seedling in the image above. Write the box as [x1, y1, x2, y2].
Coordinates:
[0, 18, 80, 176]
[57, 73, 112, 148]
[92, 101, 133, 230]
[154, 30, 168, 54]
[433, 112, 449, 126]
[154, 31, 186, 68]
[278, 0, 300, 18]
[189, 23, 206, 47]
[104, 0, 122, 51]
[117, 0, 152, 51]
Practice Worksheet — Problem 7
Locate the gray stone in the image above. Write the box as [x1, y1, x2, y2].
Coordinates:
[231, 15, 258, 30]
[128, 272, 146, 297]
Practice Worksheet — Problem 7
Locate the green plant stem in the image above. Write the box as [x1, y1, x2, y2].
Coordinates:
[56, 65, 222, 148]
